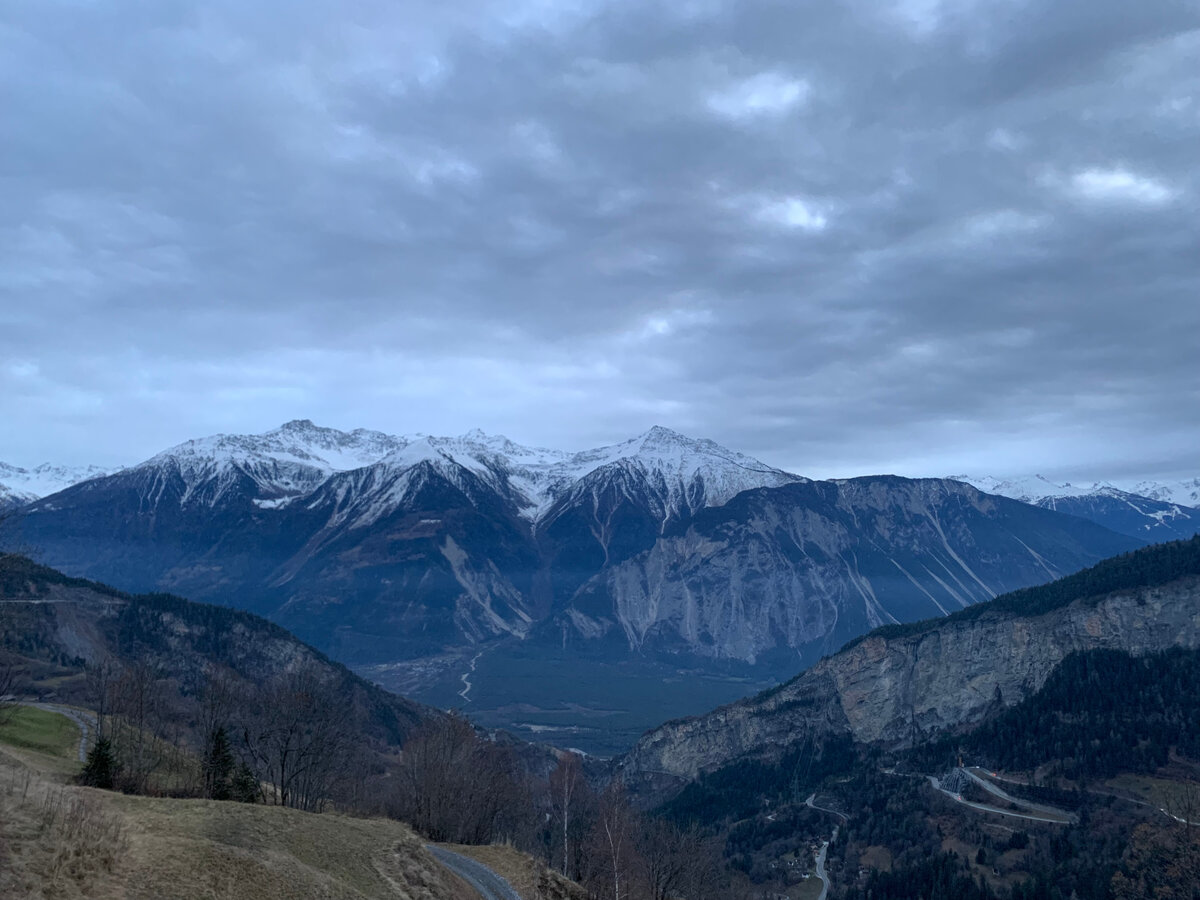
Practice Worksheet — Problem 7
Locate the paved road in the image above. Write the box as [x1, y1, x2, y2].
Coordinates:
[962, 768, 1077, 822]
[927, 774, 1072, 824]
[813, 826, 838, 900]
[427, 845, 522, 900]
[26, 702, 96, 762]
[806, 794, 847, 900]
[805, 793, 849, 822]
[977, 767, 1199, 827]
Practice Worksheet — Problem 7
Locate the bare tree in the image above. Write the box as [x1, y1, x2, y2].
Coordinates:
[84, 656, 121, 743]
[586, 782, 641, 900]
[240, 662, 355, 811]
[674, 825, 726, 900]
[640, 818, 691, 900]
[392, 713, 531, 844]
[548, 751, 590, 880]
[395, 713, 476, 838]
[109, 659, 168, 793]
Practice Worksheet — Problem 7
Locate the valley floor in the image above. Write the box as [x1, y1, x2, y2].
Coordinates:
[362, 646, 779, 756]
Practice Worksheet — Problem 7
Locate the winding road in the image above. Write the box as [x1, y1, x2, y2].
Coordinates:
[928, 769, 1075, 824]
[806, 794, 848, 900]
[972, 766, 1200, 827]
[961, 768, 1077, 821]
[427, 845, 522, 900]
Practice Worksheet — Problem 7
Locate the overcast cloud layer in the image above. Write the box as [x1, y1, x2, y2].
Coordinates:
[2, 0, 1198, 481]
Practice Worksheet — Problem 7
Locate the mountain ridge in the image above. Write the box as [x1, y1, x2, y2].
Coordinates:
[951, 473, 1200, 542]
[619, 535, 1200, 786]
[3, 423, 1150, 750]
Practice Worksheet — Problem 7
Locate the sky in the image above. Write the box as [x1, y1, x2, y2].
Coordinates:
[2, 0, 1198, 482]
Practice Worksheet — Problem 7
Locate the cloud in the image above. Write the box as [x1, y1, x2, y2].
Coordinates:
[0, 0, 1197, 486]
[707, 71, 810, 119]
[754, 196, 829, 232]
[1070, 167, 1174, 205]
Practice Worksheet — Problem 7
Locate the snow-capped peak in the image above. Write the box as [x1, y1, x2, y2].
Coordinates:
[950, 473, 1200, 511]
[532, 426, 806, 521]
[947, 474, 1117, 503]
[0, 461, 113, 505]
[146, 421, 405, 476]
[35, 421, 807, 521]
[586, 425, 785, 474]
[1124, 478, 1200, 510]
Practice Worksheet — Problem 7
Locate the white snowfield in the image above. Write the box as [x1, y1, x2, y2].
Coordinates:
[950, 473, 1200, 510]
[7, 421, 805, 525]
[0, 462, 113, 507]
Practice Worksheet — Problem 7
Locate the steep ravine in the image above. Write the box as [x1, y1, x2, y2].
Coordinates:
[620, 575, 1200, 785]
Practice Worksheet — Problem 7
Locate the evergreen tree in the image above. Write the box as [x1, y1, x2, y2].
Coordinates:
[78, 736, 118, 789]
[202, 726, 236, 800]
[230, 762, 259, 803]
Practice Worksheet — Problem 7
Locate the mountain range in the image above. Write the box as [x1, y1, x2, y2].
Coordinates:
[0, 421, 1169, 750]
[0, 461, 113, 511]
[952, 473, 1200, 542]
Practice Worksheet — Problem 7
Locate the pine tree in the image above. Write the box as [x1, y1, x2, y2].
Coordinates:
[79, 736, 118, 789]
[230, 762, 259, 803]
[202, 726, 236, 800]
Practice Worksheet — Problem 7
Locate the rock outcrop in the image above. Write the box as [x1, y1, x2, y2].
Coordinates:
[621, 572, 1200, 785]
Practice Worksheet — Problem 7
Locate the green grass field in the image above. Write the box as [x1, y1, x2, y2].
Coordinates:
[0, 705, 80, 759]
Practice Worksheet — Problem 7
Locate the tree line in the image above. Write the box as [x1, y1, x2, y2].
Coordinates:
[78, 657, 362, 811]
[963, 647, 1200, 781]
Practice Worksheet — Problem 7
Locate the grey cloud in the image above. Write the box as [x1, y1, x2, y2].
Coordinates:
[1, 0, 1197, 483]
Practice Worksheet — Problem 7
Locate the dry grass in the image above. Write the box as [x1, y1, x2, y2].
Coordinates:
[0, 756, 128, 899]
[440, 843, 588, 900]
[0, 746, 476, 900]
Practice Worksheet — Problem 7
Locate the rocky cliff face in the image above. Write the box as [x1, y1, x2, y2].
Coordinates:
[562, 478, 1138, 666]
[621, 574, 1200, 784]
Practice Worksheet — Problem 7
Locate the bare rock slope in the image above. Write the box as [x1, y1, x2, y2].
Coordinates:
[621, 536, 1200, 785]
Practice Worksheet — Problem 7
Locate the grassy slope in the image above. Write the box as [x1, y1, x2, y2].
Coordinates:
[0, 719, 475, 900]
[0, 707, 79, 760]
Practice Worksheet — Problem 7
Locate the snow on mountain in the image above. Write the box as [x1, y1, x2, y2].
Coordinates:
[947, 474, 1109, 503]
[310, 424, 804, 528]
[951, 473, 1200, 510]
[537, 426, 805, 524]
[119, 421, 804, 522]
[139, 419, 408, 506]
[949, 473, 1200, 541]
[148, 419, 403, 476]
[1124, 478, 1200, 509]
[0, 461, 113, 507]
